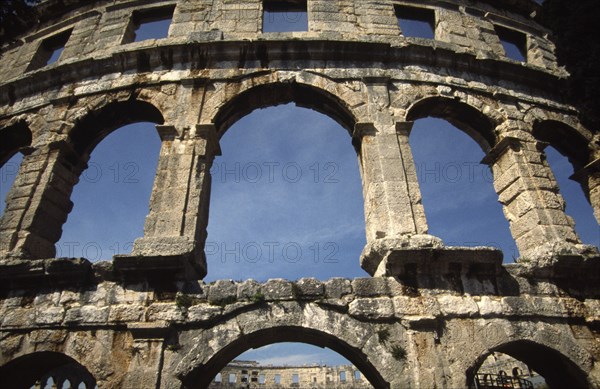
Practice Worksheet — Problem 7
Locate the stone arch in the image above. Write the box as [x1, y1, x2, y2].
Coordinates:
[532, 119, 592, 172]
[405, 95, 501, 153]
[466, 339, 590, 389]
[0, 96, 166, 259]
[0, 120, 32, 167]
[0, 351, 97, 389]
[207, 73, 363, 137]
[178, 325, 388, 389]
[67, 97, 165, 159]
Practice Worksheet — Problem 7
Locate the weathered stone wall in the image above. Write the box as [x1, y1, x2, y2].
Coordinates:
[0, 275, 599, 388]
[0, 0, 599, 388]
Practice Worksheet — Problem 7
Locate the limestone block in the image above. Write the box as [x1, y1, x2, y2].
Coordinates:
[187, 305, 223, 322]
[325, 277, 352, 299]
[263, 279, 295, 301]
[79, 305, 110, 324]
[2, 307, 34, 327]
[393, 296, 440, 317]
[145, 303, 184, 323]
[475, 296, 503, 317]
[349, 297, 394, 320]
[108, 304, 145, 323]
[295, 278, 324, 299]
[34, 306, 65, 325]
[236, 279, 262, 300]
[437, 295, 479, 317]
[207, 279, 237, 305]
[352, 277, 389, 297]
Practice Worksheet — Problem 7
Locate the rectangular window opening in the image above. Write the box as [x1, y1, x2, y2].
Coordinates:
[274, 374, 281, 384]
[28, 29, 72, 71]
[396, 5, 435, 39]
[340, 371, 347, 382]
[124, 5, 175, 43]
[228, 373, 236, 384]
[263, 0, 308, 33]
[495, 25, 527, 62]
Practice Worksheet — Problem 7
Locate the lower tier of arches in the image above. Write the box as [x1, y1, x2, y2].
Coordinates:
[0, 278, 599, 389]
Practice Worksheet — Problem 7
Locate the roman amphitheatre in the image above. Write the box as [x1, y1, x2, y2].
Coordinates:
[0, 0, 599, 388]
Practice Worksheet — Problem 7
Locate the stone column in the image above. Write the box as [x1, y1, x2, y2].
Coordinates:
[118, 124, 220, 280]
[122, 323, 168, 389]
[571, 158, 600, 225]
[356, 121, 429, 241]
[0, 141, 82, 260]
[357, 79, 444, 276]
[356, 120, 444, 275]
[483, 136, 590, 261]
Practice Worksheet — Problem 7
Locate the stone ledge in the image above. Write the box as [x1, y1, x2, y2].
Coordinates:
[113, 253, 205, 282]
[0, 258, 93, 290]
[511, 242, 600, 280]
[0, 38, 565, 108]
[362, 238, 503, 280]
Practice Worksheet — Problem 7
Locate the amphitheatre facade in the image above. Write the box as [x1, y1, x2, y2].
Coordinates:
[0, 0, 599, 388]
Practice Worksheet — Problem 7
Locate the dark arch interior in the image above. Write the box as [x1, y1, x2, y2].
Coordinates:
[0, 351, 97, 389]
[181, 326, 389, 389]
[0, 121, 32, 167]
[467, 340, 589, 389]
[213, 83, 356, 137]
[406, 97, 497, 153]
[69, 99, 164, 158]
[532, 120, 591, 172]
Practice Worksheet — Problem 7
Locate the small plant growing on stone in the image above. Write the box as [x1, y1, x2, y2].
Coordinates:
[251, 292, 265, 303]
[378, 328, 390, 344]
[175, 292, 193, 309]
[211, 295, 238, 307]
[166, 344, 181, 352]
[391, 345, 407, 361]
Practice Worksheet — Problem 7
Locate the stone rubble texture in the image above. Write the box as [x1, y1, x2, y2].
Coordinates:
[0, 0, 599, 388]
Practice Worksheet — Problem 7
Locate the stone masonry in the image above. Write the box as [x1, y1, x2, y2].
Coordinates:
[0, 0, 599, 388]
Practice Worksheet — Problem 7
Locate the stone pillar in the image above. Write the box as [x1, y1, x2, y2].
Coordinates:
[483, 136, 589, 261]
[571, 158, 600, 225]
[0, 141, 82, 260]
[122, 323, 168, 389]
[356, 120, 443, 275]
[117, 124, 220, 280]
[356, 121, 429, 241]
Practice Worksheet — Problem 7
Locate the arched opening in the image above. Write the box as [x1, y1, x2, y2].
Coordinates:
[406, 99, 518, 260]
[206, 83, 365, 280]
[533, 121, 598, 246]
[0, 153, 24, 218]
[0, 121, 32, 167]
[214, 83, 355, 137]
[68, 99, 164, 159]
[544, 146, 598, 246]
[57, 122, 161, 260]
[55, 100, 164, 260]
[181, 327, 387, 388]
[532, 120, 590, 173]
[406, 97, 497, 153]
[467, 340, 589, 389]
[0, 121, 32, 217]
[0, 351, 97, 389]
[207, 343, 370, 388]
